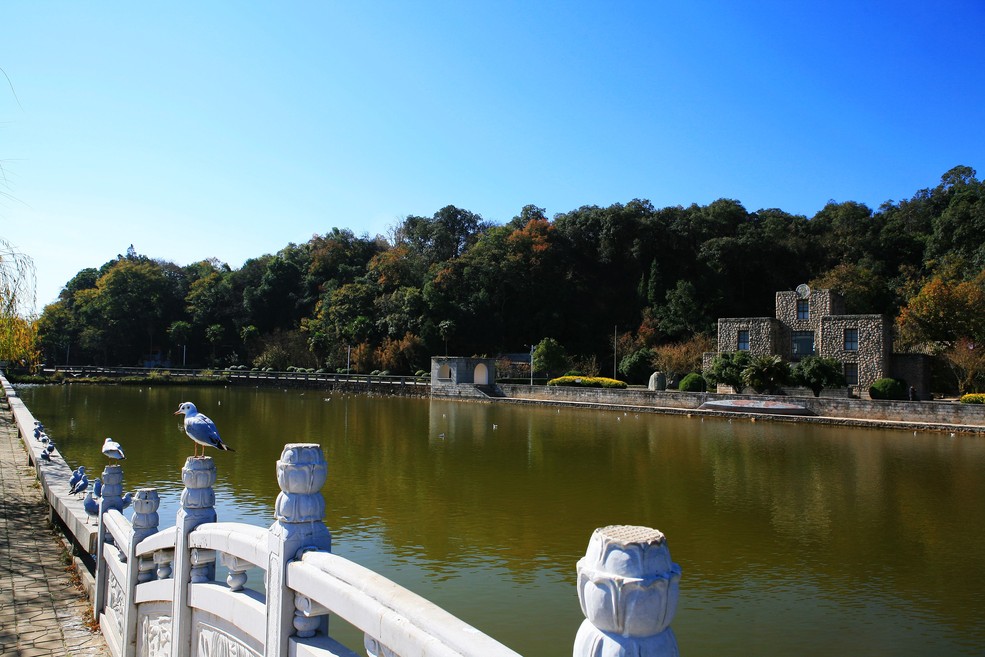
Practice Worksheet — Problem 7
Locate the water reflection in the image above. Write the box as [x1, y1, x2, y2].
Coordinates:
[16, 384, 985, 657]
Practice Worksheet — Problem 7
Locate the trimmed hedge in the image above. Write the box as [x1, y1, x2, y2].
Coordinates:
[869, 377, 907, 400]
[678, 372, 707, 392]
[547, 376, 628, 389]
[960, 393, 985, 404]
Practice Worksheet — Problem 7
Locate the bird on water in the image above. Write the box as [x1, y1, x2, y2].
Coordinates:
[174, 402, 234, 457]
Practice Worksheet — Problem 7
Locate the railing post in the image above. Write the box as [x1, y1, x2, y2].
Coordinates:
[574, 525, 682, 657]
[266, 444, 332, 657]
[123, 488, 160, 657]
[94, 463, 126, 618]
[171, 457, 217, 657]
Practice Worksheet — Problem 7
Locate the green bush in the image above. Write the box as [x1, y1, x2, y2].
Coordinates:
[960, 393, 985, 404]
[618, 348, 655, 385]
[678, 372, 707, 392]
[742, 354, 791, 394]
[547, 376, 627, 389]
[792, 355, 846, 396]
[869, 377, 907, 400]
[707, 351, 751, 393]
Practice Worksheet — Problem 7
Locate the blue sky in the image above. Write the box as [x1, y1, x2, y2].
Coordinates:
[3, 1, 984, 313]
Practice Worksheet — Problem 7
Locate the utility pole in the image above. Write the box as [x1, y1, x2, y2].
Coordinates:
[613, 325, 617, 379]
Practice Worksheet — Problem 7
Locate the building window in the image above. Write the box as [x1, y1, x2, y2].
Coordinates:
[844, 363, 859, 385]
[737, 330, 750, 351]
[797, 299, 809, 320]
[791, 331, 815, 359]
[844, 328, 859, 352]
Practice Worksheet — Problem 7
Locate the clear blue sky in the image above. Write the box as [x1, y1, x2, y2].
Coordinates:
[3, 1, 984, 313]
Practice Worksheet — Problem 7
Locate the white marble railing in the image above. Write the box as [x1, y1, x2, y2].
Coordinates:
[1, 373, 682, 657]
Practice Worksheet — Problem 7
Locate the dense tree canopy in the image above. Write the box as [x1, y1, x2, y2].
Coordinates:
[32, 167, 985, 383]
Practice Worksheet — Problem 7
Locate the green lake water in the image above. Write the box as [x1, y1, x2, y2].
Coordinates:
[16, 384, 985, 656]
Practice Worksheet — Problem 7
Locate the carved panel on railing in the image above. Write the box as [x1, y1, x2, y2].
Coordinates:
[195, 621, 260, 657]
[108, 571, 125, 636]
[138, 605, 172, 657]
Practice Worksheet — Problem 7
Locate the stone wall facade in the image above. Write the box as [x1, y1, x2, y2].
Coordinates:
[717, 317, 782, 356]
[819, 314, 891, 391]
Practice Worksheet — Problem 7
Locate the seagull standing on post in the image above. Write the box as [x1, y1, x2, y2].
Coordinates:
[102, 437, 125, 463]
[174, 402, 233, 457]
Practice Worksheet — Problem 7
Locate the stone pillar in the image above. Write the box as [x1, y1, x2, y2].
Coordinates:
[266, 444, 332, 657]
[125, 488, 160, 657]
[171, 457, 217, 657]
[131, 488, 161, 547]
[574, 525, 682, 657]
[94, 463, 126, 618]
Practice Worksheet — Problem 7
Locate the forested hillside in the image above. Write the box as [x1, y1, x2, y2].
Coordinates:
[34, 166, 985, 384]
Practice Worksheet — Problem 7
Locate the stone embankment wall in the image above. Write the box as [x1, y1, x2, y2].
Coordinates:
[496, 384, 985, 429]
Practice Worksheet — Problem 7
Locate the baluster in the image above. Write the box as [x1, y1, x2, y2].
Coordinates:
[292, 594, 326, 638]
[190, 548, 216, 583]
[574, 525, 682, 657]
[220, 554, 250, 591]
[364, 635, 399, 657]
[153, 549, 174, 580]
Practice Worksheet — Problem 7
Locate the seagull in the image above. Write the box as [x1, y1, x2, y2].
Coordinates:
[70, 474, 89, 497]
[68, 466, 86, 490]
[121, 491, 134, 510]
[83, 491, 99, 524]
[102, 437, 125, 462]
[174, 402, 233, 457]
[45, 442, 56, 455]
[92, 478, 103, 498]
[39, 450, 51, 463]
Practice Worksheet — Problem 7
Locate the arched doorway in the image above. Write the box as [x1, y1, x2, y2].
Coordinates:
[438, 364, 452, 380]
[474, 363, 489, 385]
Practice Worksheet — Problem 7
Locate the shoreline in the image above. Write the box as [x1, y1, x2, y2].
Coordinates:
[7, 371, 984, 436]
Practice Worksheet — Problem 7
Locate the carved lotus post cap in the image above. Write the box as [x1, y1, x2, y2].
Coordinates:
[182, 456, 217, 488]
[279, 443, 325, 464]
[276, 444, 328, 494]
[584, 525, 674, 577]
[133, 488, 161, 513]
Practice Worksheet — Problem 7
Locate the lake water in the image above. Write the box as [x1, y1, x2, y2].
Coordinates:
[16, 384, 985, 656]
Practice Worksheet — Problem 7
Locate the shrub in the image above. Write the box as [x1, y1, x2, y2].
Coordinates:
[960, 393, 985, 404]
[618, 348, 655, 385]
[707, 351, 751, 393]
[678, 373, 707, 392]
[547, 376, 627, 389]
[792, 356, 846, 397]
[869, 377, 907, 400]
[742, 354, 791, 394]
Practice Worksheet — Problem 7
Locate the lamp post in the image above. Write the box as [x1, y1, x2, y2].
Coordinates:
[530, 343, 535, 387]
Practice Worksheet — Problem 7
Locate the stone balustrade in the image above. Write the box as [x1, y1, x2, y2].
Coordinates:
[2, 372, 682, 657]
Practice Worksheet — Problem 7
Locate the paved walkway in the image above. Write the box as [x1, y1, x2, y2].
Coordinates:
[0, 402, 109, 657]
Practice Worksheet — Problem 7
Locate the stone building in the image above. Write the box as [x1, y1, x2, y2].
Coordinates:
[708, 286, 930, 399]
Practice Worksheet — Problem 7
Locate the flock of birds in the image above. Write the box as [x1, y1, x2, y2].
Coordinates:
[34, 401, 233, 525]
